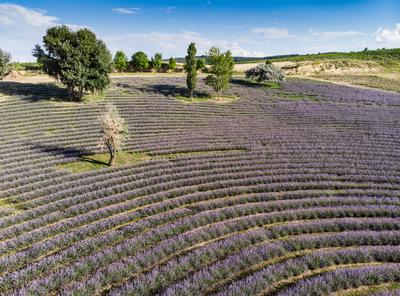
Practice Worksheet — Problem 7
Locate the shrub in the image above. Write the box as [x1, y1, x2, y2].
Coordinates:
[0, 49, 11, 79]
[205, 47, 235, 100]
[33, 25, 112, 100]
[131, 51, 149, 72]
[245, 62, 285, 84]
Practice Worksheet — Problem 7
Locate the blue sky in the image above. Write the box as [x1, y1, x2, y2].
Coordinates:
[0, 0, 399, 61]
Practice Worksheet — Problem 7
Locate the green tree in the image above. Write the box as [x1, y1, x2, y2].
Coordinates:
[196, 58, 205, 71]
[205, 47, 235, 100]
[150, 52, 163, 72]
[0, 49, 11, 79]
[33, 25, 112, 100]
[113, 51, 128, 72]
[245, 62, 284, 84]
[185, 43, 197, 98]
[168, 57, 177, 72]
[131, 51, 149, 72]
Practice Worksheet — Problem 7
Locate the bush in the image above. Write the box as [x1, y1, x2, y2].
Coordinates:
[0, 49, 11, 79]
[196, 59, 205, 72]
[33, 26, 112, 100]
[245, 62, 284, 84]
[131, 51, 149, 72]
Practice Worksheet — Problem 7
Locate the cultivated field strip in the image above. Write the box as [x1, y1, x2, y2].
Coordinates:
[0, 77, 399, 295]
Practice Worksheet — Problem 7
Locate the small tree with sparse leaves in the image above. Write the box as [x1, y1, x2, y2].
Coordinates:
[245, 61, 284, 84]
[0, 49, 11, 79]
[205, 47, 235, 100]
[185, 43, 197, 98]
[98, 104, 128, 166]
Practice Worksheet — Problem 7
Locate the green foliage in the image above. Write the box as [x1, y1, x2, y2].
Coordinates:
[185, 43, 197, 98]
[131, 51, 149, 72]
[205, 47, 235, 99]
[196, 58, 205, 71]
[113, 51, 128, 72]
[168, 57, 177, 72]
[33, 25, 112, 100]
[245, 62, 284, 83]
[0, 49, 11, 79]
[11, 62, 41, 72]
[150, 53, 163, 72]
[270, 48, 400, 63]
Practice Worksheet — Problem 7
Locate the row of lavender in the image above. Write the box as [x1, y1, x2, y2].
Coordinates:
[0, 77, 399, 295]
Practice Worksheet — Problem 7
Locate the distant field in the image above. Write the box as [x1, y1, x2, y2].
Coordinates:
[1, 77, 400, 295]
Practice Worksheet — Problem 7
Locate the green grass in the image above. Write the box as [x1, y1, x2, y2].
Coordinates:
[274, 92, 321, 102]
[57, 148, 248, 173]
[83, 93, 107, 103]
[175, 95, 239, 104]
[57, 151, 152, 173]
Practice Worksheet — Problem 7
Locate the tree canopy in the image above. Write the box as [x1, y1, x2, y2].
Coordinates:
[185, 43, 197, 98]
[113, 51, 128, 72]
[150, 53, 163, 72]
[131, 51, 149, 72]
[205, 47, 235, 99]
[33, 25, 112, 100]
[0, 49, 11, 79]
[168, 57, 177, 72]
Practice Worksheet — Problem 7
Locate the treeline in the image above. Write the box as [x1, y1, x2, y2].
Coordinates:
[112, 51, 206, 73]
[269, 48, 400, 63]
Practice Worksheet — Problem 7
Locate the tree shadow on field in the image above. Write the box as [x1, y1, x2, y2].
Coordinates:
[0, 81, 71, 102]
[130, 83, 210, 98]
[28, 141, 92, 159]
[230, 78, 260, 88]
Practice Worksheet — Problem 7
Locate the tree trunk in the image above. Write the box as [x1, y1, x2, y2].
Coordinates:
[107, 143, 116, 166]
[190, 90, 193, 99]
[217, 90, 220, 101]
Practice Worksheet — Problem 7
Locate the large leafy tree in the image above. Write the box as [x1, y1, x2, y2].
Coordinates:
[205, 47, 235, 100]
[131, 51, 149, 72]
[113, 51, 128, 72]
[150, 53, 163, 72]
[185, 43, 197, 98]
[0, 49, 11, 79]
[33, 25, 112, 100]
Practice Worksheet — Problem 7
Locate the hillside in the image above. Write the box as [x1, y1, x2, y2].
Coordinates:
[1, 77, 400, 295]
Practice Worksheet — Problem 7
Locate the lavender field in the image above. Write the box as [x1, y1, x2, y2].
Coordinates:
[0, 77, 400, 295]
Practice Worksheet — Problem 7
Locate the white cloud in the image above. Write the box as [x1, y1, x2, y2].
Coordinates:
[375, 23, 400, 43]
[309, 29, 366, 38]
[252, 27, 292, 39]
[104, 31, 265, 57]
[0, 3, 58, 27]
[160, 6, 175, 13]
[112, 8, 141, 14]
[0, 3, 85, 61]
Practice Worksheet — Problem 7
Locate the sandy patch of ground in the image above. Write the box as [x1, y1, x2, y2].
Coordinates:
[3, 74, 55, 84]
